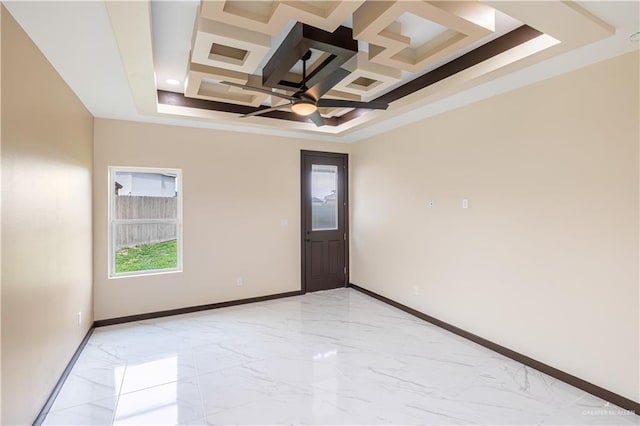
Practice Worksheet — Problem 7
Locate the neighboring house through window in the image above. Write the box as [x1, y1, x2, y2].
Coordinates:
[109, 167, 182, 277]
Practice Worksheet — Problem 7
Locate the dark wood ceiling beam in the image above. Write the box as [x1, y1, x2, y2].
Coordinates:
[261, 23, 308, 90]
[376, 25, 543, 104]
[261, 23, 357, 91]
[336, 25, 543, 125]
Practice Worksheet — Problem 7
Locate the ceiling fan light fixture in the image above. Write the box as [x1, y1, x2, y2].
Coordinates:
[291, 100, 317, 116]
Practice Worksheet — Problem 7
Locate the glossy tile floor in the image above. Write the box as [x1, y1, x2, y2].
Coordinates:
[43, 289, 638, 425]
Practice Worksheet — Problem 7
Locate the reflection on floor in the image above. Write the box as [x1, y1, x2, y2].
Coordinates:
[42, 288, 638, 425]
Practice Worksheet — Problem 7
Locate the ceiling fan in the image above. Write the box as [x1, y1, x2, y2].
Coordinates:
[221, 50, 388, 127]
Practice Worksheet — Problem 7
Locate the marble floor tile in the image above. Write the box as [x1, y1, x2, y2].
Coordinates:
[48, 363, 125, 412]
[114, 378, 204, 425]
[42, 288, 639, 425]
[120, 351, 198, 394]
[43, 397, 117, 425]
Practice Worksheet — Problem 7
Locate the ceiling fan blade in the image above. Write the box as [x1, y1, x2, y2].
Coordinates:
[303, 67, 351, 101]
[317, 99, 389, 110]
[308, 110, 325, 127]
[240, 103, 293, 118]
[220, 81, 297, 101]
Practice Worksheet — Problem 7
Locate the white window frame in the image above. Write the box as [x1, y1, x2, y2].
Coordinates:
[108, 166, 183, 278]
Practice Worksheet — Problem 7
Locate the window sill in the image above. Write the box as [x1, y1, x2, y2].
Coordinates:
[109, 268, 182, 280]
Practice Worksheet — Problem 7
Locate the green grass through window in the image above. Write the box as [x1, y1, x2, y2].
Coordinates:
[115, 239, 178, 273]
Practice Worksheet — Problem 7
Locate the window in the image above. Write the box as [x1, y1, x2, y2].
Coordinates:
[109, 167, 182, 278]
[311, 164, 338, 231]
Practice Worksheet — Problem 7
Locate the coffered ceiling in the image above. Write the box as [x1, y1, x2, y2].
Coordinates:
[4, 1, 639, 142]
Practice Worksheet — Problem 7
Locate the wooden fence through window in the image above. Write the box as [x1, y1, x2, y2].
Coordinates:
[114, 196, 177, 249]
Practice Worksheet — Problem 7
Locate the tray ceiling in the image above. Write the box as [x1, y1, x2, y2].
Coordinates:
[5, 1, 638, 141]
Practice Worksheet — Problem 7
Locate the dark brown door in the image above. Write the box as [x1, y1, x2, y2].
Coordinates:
[301, 151, 348, 293]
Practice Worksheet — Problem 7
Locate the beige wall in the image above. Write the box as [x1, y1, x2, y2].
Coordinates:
[93, 119, 349, 320]
[1, 7, 94, 425]
[351, 51, 639, 403]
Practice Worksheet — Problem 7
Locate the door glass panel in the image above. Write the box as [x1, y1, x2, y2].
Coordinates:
[311, 164, 338, 231]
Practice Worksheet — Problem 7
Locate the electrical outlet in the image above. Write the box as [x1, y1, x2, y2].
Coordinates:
[77, 311, 82, 326]
[236, 277, 243, 286]
[428, 200, 434, 209]
[462, 199, 469, 209]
